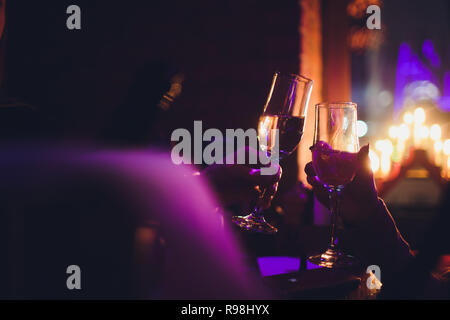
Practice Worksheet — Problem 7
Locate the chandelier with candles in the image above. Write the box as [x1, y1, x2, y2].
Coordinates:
[369, 107, 450, 185]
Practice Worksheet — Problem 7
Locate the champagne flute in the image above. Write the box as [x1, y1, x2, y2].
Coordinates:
[232, 72, 313, 234]
[308, 102, 360, 268]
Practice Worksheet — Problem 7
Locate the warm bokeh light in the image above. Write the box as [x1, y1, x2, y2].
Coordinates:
[388, 126, 398, 139]
[444, 139, 450, 156]
[380, 154, 391, 177]
[413, 107, 426, 124]
[346, 144, 356, 152]
[419, 125, 429, 139]
[375, 139, 393, 155]
[356, 120, 368, 137]
[370, 105, 447, 180]
[398, 124, 410, 140]
[434, 140, 443, 153]
[403, 112, 413, 124]
[448, 157, 450, 176]
[430, 124, 442, 141]
[375, 140, 383, 151]
[385, 139, 394, 155]
[368, 149, 380, 173]
[434, 140, 444, 167]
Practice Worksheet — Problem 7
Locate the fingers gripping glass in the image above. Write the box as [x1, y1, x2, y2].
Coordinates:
[308, 102, 360, 268]
[231, 72, 313, 234]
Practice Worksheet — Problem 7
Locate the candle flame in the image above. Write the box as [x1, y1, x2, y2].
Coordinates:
[369, 150, 380, 173]
[398, 124, 410, 140]
[434, 141, 443, 153]
[413, 107, 426, 124]
[380, 154, 391, 177]
[375, 139, 393, 155]
[430, 124, 442, 141]
[419, 125, 429, 139]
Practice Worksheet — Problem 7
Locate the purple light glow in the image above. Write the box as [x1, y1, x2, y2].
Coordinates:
[394, 42, 443, 115]
[0, 146, 270, 299]
[394, 40, 450, 113]
[422, 40, 441, 68]
[257, 256, 322, 277]
[258, 256, 300, 277]
[440, 72, 450, 111]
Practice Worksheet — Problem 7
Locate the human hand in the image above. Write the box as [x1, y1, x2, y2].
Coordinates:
[305, 144, 413, 273]
[304, 144, 379, 226]
[203, 163, 281, 210]
[202, 146, 282, 210]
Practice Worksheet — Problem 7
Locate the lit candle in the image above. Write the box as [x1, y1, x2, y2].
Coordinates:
[419, 125, 429, 150]
[447, 157, 450, 180]
[398, 124, 410, 140]
[397, 124, 410, 161]
[444, 139, 450, 179]
[369, 149, 380, 177]
[376, 139, 393, 178]
[413, 107, 426, 148]
[434, 140, 443, 167]
[389, 125, 401, 163]
[380, 154, 391, 178]
[430, 124, 442, 165]
[430, 124, 442, 141]
[388, 126, 398, 140]
[413, 107, 425, 123]
[401, 112, 413, 158]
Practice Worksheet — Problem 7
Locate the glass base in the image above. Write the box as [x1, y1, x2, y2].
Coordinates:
[231, 214, 278, 234]
[308, 247, 358, 268]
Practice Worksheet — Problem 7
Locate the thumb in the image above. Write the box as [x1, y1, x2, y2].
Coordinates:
[354, 143, 375, 184]
[357, 144, 370, 171]
[357, 143, 370, 161]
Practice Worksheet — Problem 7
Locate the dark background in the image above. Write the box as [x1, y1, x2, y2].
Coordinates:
[4, 1, 300, 138]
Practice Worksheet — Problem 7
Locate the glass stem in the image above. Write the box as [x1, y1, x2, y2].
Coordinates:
[253, 187, 267, 219]
[328, 187, 342, 250]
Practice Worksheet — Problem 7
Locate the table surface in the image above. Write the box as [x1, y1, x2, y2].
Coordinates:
[262, 266, 378, 299]
[235, 225, 381, 299]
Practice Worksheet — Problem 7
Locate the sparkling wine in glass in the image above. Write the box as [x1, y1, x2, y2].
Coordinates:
[258, 114, 305, 160]
[308, 102, 360, 268]
[232, 72, 313, 234]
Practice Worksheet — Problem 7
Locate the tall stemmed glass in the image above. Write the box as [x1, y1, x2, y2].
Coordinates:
[308, 102, 360, 268]
[232, 72, 313, 234]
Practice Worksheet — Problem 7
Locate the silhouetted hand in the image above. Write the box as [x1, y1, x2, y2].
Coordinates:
[203, 163, 281, 210]
[202, 146, 282, 210]
[305, 144, 413, 275]
[305, 144, 379, 226]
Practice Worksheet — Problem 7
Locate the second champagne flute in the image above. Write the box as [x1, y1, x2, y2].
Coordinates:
[232, 72, 313, 234]
[308, 102, 360, 268]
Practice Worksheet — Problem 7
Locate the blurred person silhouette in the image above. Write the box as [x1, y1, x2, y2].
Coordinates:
[99, 58, 282, 210]
[100, 60, 179, 148]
